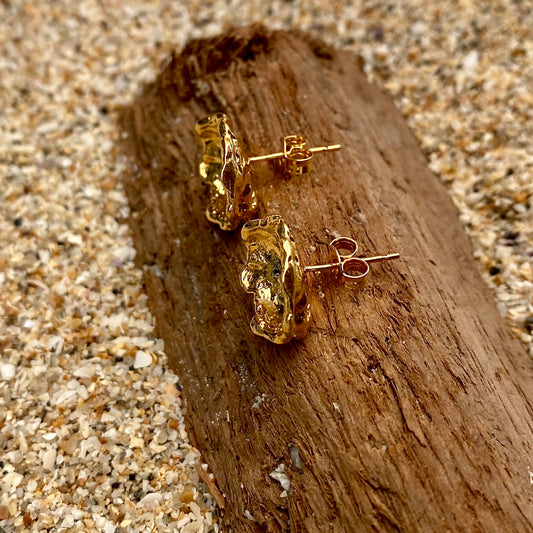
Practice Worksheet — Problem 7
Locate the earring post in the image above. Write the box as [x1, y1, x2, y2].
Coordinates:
[248, 143, 342, 164]
[248, 151, 285, 163]
[304, 263, 338, 273]
[364, 253, 400, 263]
[308, 143, 342, 154]
[304, 253, 399, 274]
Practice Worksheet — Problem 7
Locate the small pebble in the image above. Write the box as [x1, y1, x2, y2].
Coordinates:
[269, 463, 291, 492]
[134, 350, 152, 368]
[0, 363, 16, 381]
[2, 472, 23, 491]
[114, 245, 137, 264]
[140, 492, 161, 507]
[42, 448, 57, 470]
[462, 50, 479, 72]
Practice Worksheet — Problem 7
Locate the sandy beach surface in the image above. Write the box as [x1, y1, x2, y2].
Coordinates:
[1, 1, 531, 531]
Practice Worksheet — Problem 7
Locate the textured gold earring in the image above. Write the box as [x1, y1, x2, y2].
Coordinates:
[195, 113, 341, 231]
[240, 215, 399, 344]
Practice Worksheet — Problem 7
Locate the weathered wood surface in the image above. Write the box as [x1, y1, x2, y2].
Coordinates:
[119, 25, 533, 532]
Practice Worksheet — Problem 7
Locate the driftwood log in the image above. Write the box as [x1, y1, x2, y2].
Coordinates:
[119, 25, 533, 532]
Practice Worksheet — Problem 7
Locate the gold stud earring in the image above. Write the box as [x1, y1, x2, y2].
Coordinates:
[195, 113, 341, 231]
[240, 215, 399, 344]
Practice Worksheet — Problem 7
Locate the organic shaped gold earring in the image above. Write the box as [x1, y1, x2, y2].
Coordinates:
[240, 215, 399, 344]
[195, 113, 341, 231]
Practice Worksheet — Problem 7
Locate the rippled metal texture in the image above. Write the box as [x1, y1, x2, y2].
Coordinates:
[195, 113, 257, 231]
[241, 215, 311, 344]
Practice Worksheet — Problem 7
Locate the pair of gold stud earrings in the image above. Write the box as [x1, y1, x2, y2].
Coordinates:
[195, 113, 399, 344]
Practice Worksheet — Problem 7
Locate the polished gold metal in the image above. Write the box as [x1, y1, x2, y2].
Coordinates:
[241, 215, 399, 344]
[195, 113, 258, 231]
[196, 113, 341, 230]
[241, 216, 311, 344]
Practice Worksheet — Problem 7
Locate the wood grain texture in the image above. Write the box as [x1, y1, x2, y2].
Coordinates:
[119, 25, 533, 532]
